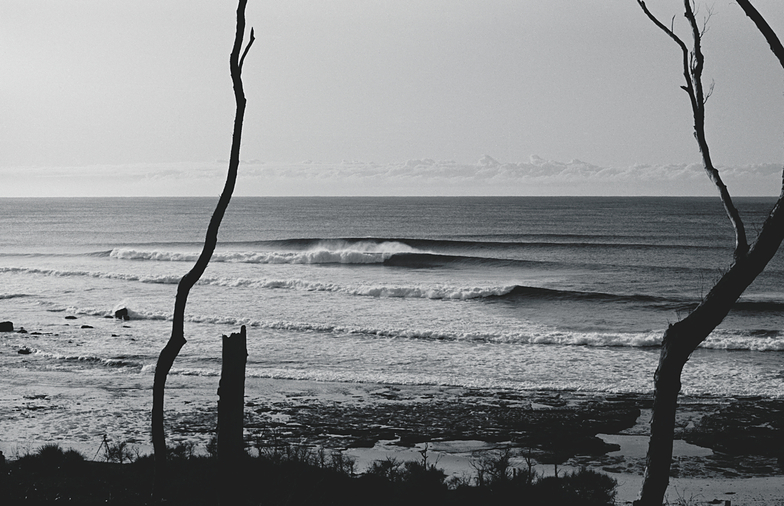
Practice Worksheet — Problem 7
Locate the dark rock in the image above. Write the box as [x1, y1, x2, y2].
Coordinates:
[0, 321, 13, 332]
[65, 316, 77, 320]
[238, 392, 642, 459]
[684, 399, 784, 462]
[17, 327, 27, 334]
[18, 347, 32, 355]
[114, 308, 130, 321]
[81, 325, 93, 329]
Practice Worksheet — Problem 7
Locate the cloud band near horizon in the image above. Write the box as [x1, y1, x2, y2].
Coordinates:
[2, 155, 782, 198]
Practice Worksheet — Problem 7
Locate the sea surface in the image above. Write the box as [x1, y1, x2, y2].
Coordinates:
[1, 197, 783, 446]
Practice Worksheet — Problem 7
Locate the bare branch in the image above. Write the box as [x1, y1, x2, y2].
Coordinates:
[736, 0, 784, 69]
[684, 1, 705, 104]
[151, 0, 253, 499]
[658, 0, 749, 258]
[701, 6, 714, 37]
[636, 0, 696, 104]
[704, 79, 715, 104]
[637, 2, 689, 54]
[239, 27, 255, 72]
[737, 0, 784, 203]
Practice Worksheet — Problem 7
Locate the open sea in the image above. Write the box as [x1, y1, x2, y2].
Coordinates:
[1, 196, 784, 450]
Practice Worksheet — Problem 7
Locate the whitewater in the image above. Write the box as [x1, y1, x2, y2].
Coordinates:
[1, 196, 783, 450]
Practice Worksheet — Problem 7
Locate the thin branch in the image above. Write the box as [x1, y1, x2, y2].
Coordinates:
[637, 2, 689, 55]
[636, 0, 748, 259]
[684, 1, 706, 106]
[691, 0, 715, 38]
[704, 79, 715, 104]
[736, 0, 784, 69]
[683, 0, 748, 258]
[239, 28, 255, 72]
[735, 0, 784, 209]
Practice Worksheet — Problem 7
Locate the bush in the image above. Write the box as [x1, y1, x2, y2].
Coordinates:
[559, 468, 618, 506]
[5, 440, 618, 505]
[532, 468, 617, 506]
[36, 443, 66, 468]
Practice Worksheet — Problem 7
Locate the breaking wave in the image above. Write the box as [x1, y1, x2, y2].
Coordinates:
[32, 349, 145, 369]
[109, 240, 417, 265]
[35, 302, 784, 351]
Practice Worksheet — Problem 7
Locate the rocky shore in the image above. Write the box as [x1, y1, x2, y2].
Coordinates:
[156, 380, 784, 483]
[3, 369, 783, 504]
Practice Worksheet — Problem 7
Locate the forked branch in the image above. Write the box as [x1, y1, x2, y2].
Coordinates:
[636, 0, 749, 259]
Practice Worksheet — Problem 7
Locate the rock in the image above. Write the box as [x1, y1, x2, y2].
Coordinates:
[81, 325, 93, 329]
[17, 327, 27, 334]
[685, 399, 784, 461]
[114, 308, 130, 321]
[0, 321, 13, 332]
[18, 346, 32, 355]
[65, 315, 77, 320]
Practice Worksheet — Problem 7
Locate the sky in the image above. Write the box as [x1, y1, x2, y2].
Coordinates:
[2, 0, 784, 197]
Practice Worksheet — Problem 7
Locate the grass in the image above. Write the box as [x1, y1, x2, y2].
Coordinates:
[2, 442, 617, 505]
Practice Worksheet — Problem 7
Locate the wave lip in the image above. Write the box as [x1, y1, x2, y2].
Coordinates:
[33, 349, 144, 368]
[0, 293, 29, 300]
[110, 240, 418, 265]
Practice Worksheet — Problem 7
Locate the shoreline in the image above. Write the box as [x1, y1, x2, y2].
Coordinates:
[2, 376, 783, 504]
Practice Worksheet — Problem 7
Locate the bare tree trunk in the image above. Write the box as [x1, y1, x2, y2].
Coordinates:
[634, 2, 784, 504]
[218, 325, 248, 505]
[638, 331, 686, 504]
[636, 208, 784, 505]
[151, 1, 254, 500]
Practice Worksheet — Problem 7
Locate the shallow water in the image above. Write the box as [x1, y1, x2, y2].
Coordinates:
[1, 197, 783, 449]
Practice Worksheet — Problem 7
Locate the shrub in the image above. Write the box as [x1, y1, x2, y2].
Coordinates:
[561, 467, 617, 505]
[35, 443, 66, 469]
[367, 457, 403, 482]
[101, 437, 137, 464]
[532, 468, 617, 506]
[168, 441, 196, 461]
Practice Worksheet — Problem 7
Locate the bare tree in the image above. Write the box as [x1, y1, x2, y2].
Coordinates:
[634, 1, 784, 504]
[151, 0, 254, 499]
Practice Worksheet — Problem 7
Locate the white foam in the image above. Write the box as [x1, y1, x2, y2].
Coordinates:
[702, 333, 784, 351]
[109, 241, 417, 265]
[32, 349, 142, 368]
[0, 266, 182, 284]
[28, 301, 784, 352]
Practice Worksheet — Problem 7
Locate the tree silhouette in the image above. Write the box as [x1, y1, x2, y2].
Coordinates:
[634, 1, 784, 504]
[150, 0, 254, 499]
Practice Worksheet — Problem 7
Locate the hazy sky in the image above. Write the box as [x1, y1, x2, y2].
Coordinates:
[2, 0, 784, 197]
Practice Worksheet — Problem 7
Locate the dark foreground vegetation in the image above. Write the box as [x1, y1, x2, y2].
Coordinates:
[3, 442, 617, 506]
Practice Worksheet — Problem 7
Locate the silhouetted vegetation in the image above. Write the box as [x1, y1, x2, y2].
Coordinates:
[4, 443, 616, 505]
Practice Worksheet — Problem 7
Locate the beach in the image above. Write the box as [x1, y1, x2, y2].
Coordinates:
[1, 197, 783, 503]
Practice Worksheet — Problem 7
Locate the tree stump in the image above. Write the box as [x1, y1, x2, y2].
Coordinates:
[218, 325, 247, 504]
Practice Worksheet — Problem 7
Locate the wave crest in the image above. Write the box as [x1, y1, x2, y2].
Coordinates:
[110, 240, 417, 265]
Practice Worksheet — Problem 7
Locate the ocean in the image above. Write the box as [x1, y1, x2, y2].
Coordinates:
[1, 196, 783, 451]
